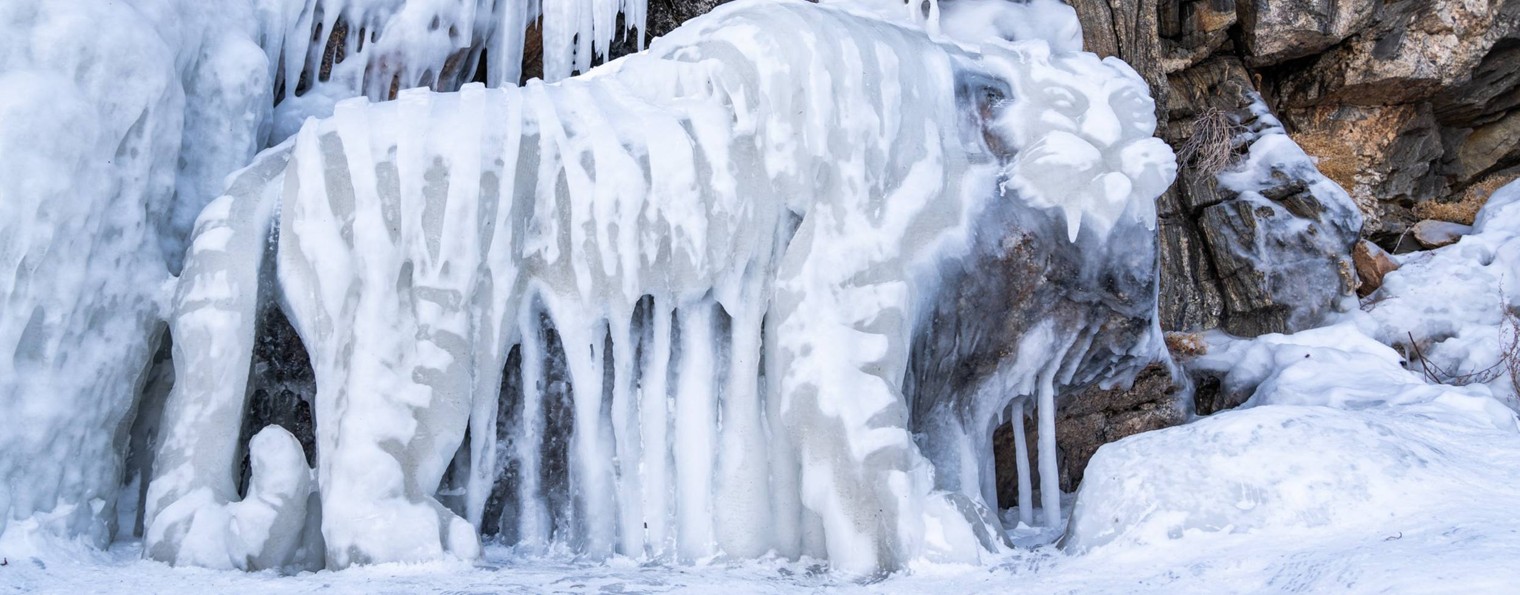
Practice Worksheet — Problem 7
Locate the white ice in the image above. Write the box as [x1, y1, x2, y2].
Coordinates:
[138, 0, 1172, 576]
[0, 0, 690, 553]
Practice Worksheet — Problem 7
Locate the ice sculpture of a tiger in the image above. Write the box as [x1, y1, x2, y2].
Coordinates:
[143, 0, 1175, 576]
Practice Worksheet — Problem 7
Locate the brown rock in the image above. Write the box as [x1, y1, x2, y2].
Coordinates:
[1287, 104, 1444, 239]
[991, 364, 1188, 507]
[1454, 109, 1520, 185]
[1272, 0, 1519, 108]
[1352, 239, 1399, 296]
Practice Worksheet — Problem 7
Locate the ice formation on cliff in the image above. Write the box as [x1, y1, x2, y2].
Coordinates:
[0, 0, 269, 546]
[139, 0, 1174, 575]
[0, 0, 669, 551]
[1, 0, 1176, 577]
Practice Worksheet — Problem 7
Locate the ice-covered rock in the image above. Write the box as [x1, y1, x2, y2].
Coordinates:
[1071, 178, 1520, 549]
[1197, 93, 1362, 335]
[142, 0, 1174, 575]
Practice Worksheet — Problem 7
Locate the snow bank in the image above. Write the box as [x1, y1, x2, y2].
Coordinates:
[1351, 179, 1520, 404]
[1067, 177, 1520, 552]
[1067, 322, 1519, 552]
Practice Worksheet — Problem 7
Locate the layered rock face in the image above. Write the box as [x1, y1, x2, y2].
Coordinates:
[1077, 0, 1519, 323]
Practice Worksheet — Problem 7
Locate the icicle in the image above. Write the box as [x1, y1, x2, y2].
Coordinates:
[493, 0, 531, 86]
[592, 0, 619, 64]
[715, 302, 771, 558]
[764, 308, 803, 559]
[609, 313, 645, 555]
[628, 0, 648, 52]
[639, 301, 676, 558]
[1037, 365, 1061, 527]
[515, 308, 551, 548]
[1012, 398, 1033, 527]
[674, 303, 717, 560]
[559, 316, 617, 557]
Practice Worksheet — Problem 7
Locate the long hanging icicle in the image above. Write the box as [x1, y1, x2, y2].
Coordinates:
[515, 308, 553, 549]
[1037, 363, 1062, 527]
[715, 300, 772, 558]
[609, 313, 645, 555]
[639, 302, 676, 558]
[1012, 398, 1034, 527]
[674, 304, 718, 561]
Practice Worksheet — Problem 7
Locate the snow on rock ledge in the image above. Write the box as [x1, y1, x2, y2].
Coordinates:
[1067, 180, 1520, 557]
[142, 0, 1175, 575]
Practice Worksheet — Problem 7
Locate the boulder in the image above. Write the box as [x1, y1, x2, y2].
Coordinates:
[1272, 0, 1519, 108]
[1238, 0, 1378, 66]
[1412, 219, 1474, 248]
[1352, 239, 1400, 297]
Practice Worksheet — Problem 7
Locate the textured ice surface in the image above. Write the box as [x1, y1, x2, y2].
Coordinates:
[142, 0, 1174, 575]
[0, 0, 241, 545]
[0, 0, 736, 552]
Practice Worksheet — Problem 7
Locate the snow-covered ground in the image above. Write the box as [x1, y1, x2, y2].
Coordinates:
[5, 486, 1520, 595]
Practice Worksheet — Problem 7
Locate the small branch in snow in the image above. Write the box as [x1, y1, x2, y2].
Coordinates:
[1404, 331, 1503, 387]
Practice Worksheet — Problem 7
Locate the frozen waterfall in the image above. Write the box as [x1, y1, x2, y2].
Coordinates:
[141, 0, 1174, 575]
[2, 0, 1175, 578]
[0, 0, 676, 552]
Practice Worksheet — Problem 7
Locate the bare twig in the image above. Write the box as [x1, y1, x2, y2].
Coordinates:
[1405, 331, 1504, 386]
[1500, 289, 1520, 405]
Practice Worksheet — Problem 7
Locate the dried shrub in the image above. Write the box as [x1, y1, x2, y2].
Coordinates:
[1415, 173, 1518, 225]
[1292, 132, 1359, 195]
[1176, 107, 1247, 178]
[1503, 303, 1520, 405]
